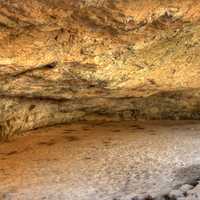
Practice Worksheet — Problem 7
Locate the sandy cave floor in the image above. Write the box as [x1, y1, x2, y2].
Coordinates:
[1, 121, 200, 200]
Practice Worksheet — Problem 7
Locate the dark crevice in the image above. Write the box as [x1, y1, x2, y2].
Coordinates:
[11, 61, 58, 78]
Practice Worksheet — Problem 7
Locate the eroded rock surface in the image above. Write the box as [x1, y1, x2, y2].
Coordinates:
[1, 0, 200, 137]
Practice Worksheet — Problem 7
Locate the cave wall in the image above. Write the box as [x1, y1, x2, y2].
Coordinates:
[1, 0, 200, 138]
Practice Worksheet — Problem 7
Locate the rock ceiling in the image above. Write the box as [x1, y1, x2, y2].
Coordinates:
[0, 0, 200, 138]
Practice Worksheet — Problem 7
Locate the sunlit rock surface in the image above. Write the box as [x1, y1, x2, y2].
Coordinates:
[1, 0, 200, 137]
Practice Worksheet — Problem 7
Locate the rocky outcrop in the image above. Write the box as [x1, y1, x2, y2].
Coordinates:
[1, 0, 200, 138]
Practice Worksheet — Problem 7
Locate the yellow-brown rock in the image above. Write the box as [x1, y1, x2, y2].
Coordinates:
[1, 0, 200, 138]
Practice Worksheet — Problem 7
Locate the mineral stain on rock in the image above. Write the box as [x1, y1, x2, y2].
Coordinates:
[64, 135, 80, 142]
[37, 140, 56, 146]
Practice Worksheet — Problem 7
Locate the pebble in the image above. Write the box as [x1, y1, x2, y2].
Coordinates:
[180, 184, 193, 192]
[169, 189, 184, 198]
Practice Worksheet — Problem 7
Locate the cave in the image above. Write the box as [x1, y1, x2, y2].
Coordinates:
[1, 0, 200, 199]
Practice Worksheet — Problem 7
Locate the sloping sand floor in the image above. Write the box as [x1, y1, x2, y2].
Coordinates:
[1, 121, 200, 200]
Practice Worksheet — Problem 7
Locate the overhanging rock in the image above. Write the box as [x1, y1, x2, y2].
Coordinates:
[1, 0, 200, 138]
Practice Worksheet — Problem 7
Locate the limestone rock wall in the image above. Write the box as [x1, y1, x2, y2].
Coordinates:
[1, 0, 200, 138]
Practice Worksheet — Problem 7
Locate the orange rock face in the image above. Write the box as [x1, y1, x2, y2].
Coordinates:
[1, 0, 200, 138]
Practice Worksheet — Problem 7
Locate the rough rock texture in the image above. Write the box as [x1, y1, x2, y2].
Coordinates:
[1, 0, 200, 138]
